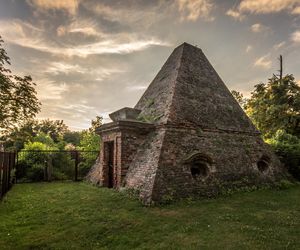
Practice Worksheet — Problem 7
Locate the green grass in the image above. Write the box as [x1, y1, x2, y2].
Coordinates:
[0, 182, 300, 250]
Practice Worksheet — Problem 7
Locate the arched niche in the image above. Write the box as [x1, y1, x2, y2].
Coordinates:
[184, 153, 213, 179]
[257, 155, 271, 173]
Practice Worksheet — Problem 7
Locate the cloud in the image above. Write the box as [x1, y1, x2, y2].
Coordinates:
[250, 23, 269, 33]
[176, 0, 215, 21]
[45, 62, 86, 74]
[273, 41, 286, 50]
[62, 39, 171, 57]
[44, 61, 126, 82]
[125, 85, 147, 92]
[81, 1, 165, 29]
[84, 0, 215, 24]
[0, 19, 170, 57]
[36, 80, 69, 100]
[291, 30, 300, 43]
[254, 54, 272, 69]
[226, 9, 244, 20]
[246, 45, 253, 53]
[239, 0, 299, 14]
[227, 0, 300, 19]
[57, 19, 100, 37]
[292, 6, 300, 14]
[27, 0, 79, 15]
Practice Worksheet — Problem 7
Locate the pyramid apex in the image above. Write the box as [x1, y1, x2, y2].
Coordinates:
[176, 42, 202, 51]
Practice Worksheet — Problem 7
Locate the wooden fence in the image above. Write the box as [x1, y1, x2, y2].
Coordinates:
[0, 151, 16, 199]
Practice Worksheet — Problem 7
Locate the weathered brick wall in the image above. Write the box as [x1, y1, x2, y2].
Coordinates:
[150, 127, 286, 202]
[124, 129, 166, 204]
[123, 125, 287, 204]
[120, 129, 151, 186]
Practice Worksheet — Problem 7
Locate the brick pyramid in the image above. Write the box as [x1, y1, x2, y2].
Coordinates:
[124, 43, 287, 204]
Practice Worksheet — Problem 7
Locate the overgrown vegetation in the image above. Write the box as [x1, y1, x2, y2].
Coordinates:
[232, 67, 300, 180]
[266, 130, 300, 180]
[0, 182, 299, 249]
[0, 36, 40, 134]
[2, 118, 101, 182]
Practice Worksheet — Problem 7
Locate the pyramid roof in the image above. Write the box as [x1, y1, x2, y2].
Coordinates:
[135, 42, 257, 132]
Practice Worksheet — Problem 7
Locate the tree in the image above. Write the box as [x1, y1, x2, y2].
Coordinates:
[231, 90, 248, 109]
[63, 131, 81, 146]
[1, 119, 69, 150]
[232, 61, 300, 179]
[89, 115, 103, 132]
[35, 119, 68, 143]
[77, 116, 102, 174]
[246, 74, 300, 138]
[0, 36, 41, 133]
[79, 131, 100, 151]
[1, 119, 37, 150]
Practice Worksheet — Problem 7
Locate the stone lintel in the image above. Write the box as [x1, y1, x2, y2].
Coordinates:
[109, 107, 141, 122]
[96, 120, 154, 135]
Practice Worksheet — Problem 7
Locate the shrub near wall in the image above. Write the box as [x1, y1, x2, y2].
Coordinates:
[17, 142, 54, 181]
[267, 130, 300, 181]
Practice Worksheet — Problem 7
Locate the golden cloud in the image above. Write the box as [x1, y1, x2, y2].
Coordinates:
[291, 31, 300, 43]
[27, 0, 79, 15]
[226, 9, 245, 21]
[177, 0, 214, 21]
[0, 19, 170, 57]
[250, 23, 270, 33]
[254, 54, 272, 69]
[227, 0, 300, 20]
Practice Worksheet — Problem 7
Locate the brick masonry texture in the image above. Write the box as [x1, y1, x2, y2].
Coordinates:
[87, 42, 288, 204]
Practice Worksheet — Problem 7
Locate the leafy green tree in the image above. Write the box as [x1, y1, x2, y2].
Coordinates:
[33, 132, 56, 148]
[77, 131, 100, 176]
[63, 131, 81, 146]
[231, 90, 248, 109]
[246, 75, 300, 138]
[77, 116, 102, 176]
[79, 115, 102, 151]
[232, 72, 300, 179]
[79, 131, 100, 151]
[89, 115, 103, 132]
[2, 119, 69, 150]
[0, 36, 41, 133]
[1, 119, 37, 150]
[233, 74, 300, 139]
[35, 119, 68, 143]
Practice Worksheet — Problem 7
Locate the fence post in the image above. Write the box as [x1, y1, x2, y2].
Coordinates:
[2, 153, 8, 196]
[0, 152, 3, 197]
[7, 153, 11, 190]
[15, 151, 18, 183]
[74, 151, 79, 182]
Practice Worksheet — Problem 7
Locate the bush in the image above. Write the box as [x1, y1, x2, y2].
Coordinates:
[267, 130, 300, 181]
[275, 180, 295, 190]
[26, 164, 45, 182]
[51, 152, 74, 180]
[18, 141, 57, 182]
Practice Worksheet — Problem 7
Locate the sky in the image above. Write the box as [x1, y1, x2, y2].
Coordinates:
[0, 0, 300, 130]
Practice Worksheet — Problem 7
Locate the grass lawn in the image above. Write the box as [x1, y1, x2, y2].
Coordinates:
[0, 182, 300, 250]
